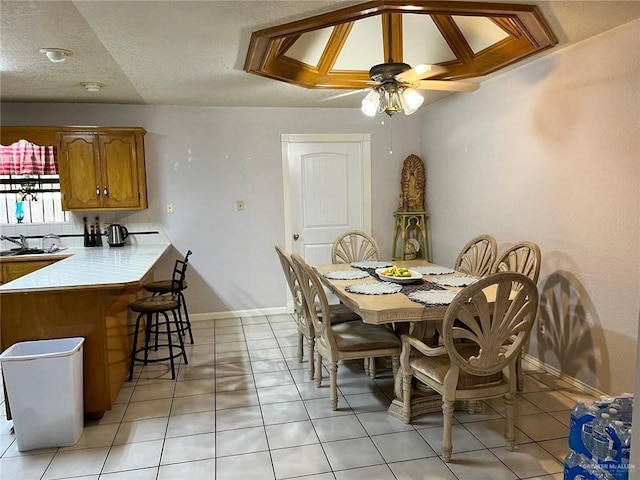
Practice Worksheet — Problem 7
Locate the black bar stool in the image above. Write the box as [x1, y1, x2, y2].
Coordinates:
[128, 295, 188, 380]
[144, 250, 194, 344]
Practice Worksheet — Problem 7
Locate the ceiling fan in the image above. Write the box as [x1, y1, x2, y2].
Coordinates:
[355, 60, 480, 117]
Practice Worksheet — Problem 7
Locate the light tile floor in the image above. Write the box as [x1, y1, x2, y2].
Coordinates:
[0, 314, 593, 480]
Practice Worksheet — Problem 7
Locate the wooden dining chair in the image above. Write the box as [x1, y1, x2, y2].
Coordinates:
[291, 252, 401, 410]
[490, 241, 541, 283]
[399, 272, 539, 462]
[275, 245, 360, 380]
[331, 230, 381, 264]
[490, 241, 542, 390]
[454, 234, 497, 277]
[331, 230, 383, 376]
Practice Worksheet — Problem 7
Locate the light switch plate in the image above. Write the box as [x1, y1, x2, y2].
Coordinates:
[237, 200, 245, 211]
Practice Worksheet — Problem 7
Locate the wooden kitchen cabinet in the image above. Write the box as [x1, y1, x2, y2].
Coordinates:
[0, 258, 60, 284]
[57, 128, 147, 211]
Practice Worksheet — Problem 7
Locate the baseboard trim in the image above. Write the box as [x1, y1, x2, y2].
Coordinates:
[523, 353, 607, 398]
[190, 307, 290, 322]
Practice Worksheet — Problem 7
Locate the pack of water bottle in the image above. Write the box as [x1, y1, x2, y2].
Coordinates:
[564, 393, 633, 480]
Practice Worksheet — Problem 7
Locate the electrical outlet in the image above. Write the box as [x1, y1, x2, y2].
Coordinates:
[237, 200, 245, 211]
[166, 202, 174, 214]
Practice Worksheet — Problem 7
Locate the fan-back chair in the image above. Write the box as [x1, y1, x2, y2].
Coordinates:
[291, 252, 401, 411]
[331, 230, 381, 264]
[454, 235, 497, 277]
[400, 272, 539, 461]
[275, 245, 359, 380]
[491, 241, 542, 390]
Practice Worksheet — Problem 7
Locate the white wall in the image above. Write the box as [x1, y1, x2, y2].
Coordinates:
[420, 19, 640, 395]
[1, 104, 421, 316]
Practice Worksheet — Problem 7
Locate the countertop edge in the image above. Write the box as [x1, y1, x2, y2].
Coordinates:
[0, 244, 171, 293]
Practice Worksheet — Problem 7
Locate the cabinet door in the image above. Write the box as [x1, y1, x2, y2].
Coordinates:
[99, 132, 142, 209]
[58, 133, 102, 210]
[1, 259, 58, 283]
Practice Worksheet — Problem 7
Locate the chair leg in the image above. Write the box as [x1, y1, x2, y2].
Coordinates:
[161, 311, 177, 380]
[297, 332, 304, 363]
[307, 337, 315, 381]
[363, 358, 370, 376]
[143, 313, 152, 365]
[504, 393, 516, 451]
[178, 291, 194, 344]
[369, 358, 377, 379]
[329, 361, 338, 411]
[516, 354, 524, 391]
[153, 312, 160, 350]
[314, 351, 322, 387]
[128, 312, 143, 381]
[442, 400, 455, 462]
[402, 370, 413, 424]
[171, 308, 188, 365]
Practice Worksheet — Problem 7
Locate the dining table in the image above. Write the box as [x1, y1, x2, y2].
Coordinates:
[314, 259, 464, 325]
[313, 258, 487, 422]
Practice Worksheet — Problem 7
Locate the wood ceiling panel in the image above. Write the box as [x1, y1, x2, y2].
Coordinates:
[245, 0, 558, 90]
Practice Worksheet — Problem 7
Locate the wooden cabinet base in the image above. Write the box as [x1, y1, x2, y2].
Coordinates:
[0, 276, 150, 417]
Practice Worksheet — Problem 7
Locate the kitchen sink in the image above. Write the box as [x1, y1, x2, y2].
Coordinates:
[13, 248, 46, 255]
[0, 248, 46, 257]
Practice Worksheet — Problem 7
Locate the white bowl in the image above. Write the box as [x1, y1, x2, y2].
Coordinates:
[375, 268, 423, 284]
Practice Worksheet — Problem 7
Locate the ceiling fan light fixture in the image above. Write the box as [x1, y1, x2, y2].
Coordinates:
[379, 87, 403, 117]
[401, 88, 424, 115]
[39, 48, 73, 63]
[361, 89, 380, 117]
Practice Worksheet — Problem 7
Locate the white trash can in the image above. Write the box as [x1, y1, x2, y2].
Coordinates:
[0, 337, 85, 451]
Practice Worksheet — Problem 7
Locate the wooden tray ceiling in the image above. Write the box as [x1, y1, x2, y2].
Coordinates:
[245, 0, 558, 90]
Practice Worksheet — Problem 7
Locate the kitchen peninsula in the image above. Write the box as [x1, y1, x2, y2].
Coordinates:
[0, 244, 170, 417]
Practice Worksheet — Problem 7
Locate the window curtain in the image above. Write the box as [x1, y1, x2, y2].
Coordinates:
[0, 139, 58, 175]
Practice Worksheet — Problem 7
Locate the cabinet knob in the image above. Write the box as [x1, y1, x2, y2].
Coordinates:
[103, 187, 108, 197]
[96, 186, 100, 196]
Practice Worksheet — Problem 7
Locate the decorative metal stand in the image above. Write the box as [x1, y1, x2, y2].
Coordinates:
[392, 210, 429, 261]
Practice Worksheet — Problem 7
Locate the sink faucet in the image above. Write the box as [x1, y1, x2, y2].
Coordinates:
[1, 234, 27, 249]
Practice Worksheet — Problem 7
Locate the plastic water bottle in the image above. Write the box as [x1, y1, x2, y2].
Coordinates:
[613, 393, 633, 424]
[592, 413, 614, 463]
[595, 397, 614, 410]
[582, 405, 601, 458]
[608, 407, 621, 422]
[569, 401, 596, 457]
[564, 451, 616, 480]
[606, 421, 631, 480]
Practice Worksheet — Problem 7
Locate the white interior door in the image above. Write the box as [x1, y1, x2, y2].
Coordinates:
[282, 134, 372, 266]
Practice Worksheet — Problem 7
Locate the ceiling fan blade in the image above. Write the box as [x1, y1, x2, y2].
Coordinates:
[320, 89, 368, 102]
[395, 64, 447, 83]
[416, 80, 480, 92]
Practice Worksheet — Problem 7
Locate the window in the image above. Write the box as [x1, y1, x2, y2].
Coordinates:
[0, 174, 68, 224]
[0, 140, 69, 224]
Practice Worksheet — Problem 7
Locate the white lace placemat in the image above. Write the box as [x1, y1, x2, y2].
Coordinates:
[432, 275, 479, 287]
[346, 282, 402, 295]
[323, 270, 370, 280]
[408, 290, 459, 306]
[412, 265, 456, 275]
[350, 260, 393, 269]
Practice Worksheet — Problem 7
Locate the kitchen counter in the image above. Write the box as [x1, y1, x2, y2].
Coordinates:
[0, 243, 172, 418]
[0, 244, 170, 292]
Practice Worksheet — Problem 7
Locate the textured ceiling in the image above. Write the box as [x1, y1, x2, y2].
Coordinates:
[1, 0, 640, 108]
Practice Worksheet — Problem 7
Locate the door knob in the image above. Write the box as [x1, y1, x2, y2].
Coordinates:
[293, 233, 299, 241]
